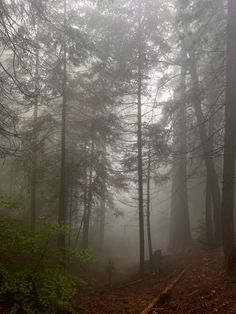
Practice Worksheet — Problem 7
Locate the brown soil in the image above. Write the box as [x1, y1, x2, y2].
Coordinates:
[77, 246, 236, 313]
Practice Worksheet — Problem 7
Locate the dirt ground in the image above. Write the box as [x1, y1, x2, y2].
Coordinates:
[77, 246, 236, 313]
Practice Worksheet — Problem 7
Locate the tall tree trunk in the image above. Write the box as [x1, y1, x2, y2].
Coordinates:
[137, 0, 145, 275]
[188, 52, 222, 243]
[82, 143, 88, 248]
[205, 174, 213, 244]
[8, 163, 14, 199]
[30, 95, 38, 233]
[30, 27, 39, 233]
[82, 188, 87, 248]
[99, 141, 106, 253]
[168, 49, 191, 251]
[82, 141, 94, 249]
[222, 0, 236, 272]
[205, 89, 216, 245]
[58, 0, 67, 258]
[146, 131, 153, 270]
[74, 216, 84, 250]
[68, 178, 73, 249]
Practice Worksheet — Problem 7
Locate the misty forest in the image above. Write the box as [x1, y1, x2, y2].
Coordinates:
[1, 0, 236, 313]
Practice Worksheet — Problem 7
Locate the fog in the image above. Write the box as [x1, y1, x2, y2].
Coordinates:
[0, 0, 236, 313]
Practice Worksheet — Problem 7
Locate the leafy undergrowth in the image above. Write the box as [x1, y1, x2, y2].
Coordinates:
[0, 213, 90, 314]
[77, 246, 236, 313]
[0, 265, 77, 314]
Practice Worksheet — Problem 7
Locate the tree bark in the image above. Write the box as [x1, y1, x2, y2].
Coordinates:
[82, 141, 94, 249]
[82, 169, 88, 248]
[30, 94, 38, 233]
[137, 0, 145, 275]
[99, 140, 106, 253]
[68, 177, 73, 249]
[146, 129, 153, 270]
[188, 52, 222, 243]
[168, 48, 191, 251]
[30, 26, 39, 233]
[8, 163, 14, 199]
[222, 0, 236, 271]
[205, 89, 216, 245]
[58, 0, 67, 259]
[205, 173, 213, 244]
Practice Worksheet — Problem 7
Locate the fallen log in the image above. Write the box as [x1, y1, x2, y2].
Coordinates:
[140, 269, 185, 314]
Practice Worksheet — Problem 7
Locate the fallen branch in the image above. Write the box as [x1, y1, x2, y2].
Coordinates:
[140, 269, 186, 314]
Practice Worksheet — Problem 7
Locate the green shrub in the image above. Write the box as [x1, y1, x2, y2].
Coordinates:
[0, 265, 77, 314]
[0, 214, 90, 313]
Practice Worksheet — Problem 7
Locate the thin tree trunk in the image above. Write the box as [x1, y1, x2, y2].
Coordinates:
[99, 140, 106, 253]
[168, 48, 191, 251]
[205, 174, 213, 244]
[58, 0, 67, 259]
[74, 215, 84, 250]
[82, 142, 88, 248]
[188, 52, 222, 243]
[137, 0, 145, 275]
[99, 195, 105, 252]
[68, 179, 73, 249]
[205, 90, 215, 245]
[222, 0, 236, 272]
[146, 132, 153, 270]
[82, 141, 94, 249]
[30, 27, 39, 233]
[9, 163, 14, 199]
[82, 173, 88, 248]
[30, 94, 38, 233]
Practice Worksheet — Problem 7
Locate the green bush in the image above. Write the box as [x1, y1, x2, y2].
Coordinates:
[0, 265, 77, 314]
[0, 213, 90, 313]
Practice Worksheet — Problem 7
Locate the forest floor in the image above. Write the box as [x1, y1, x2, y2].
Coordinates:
[77, 245, 236, 313]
